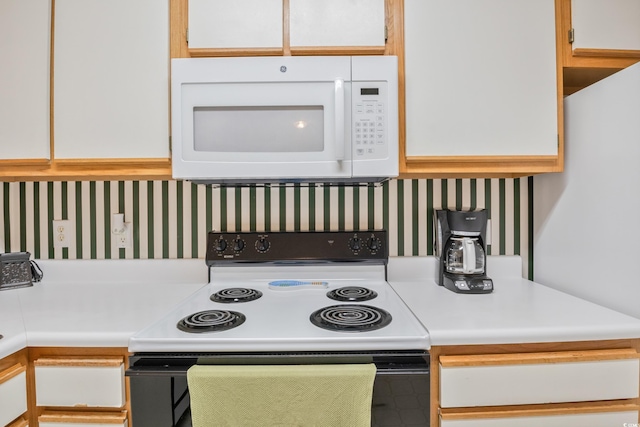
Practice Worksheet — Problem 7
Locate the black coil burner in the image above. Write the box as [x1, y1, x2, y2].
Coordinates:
[210, 288, 263, 303]
[310, 304, 392, 332]
[327, 286, 378, 302]
[177, 310, 245, 333]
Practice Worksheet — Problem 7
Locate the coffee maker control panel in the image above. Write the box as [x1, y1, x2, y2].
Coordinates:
[454, 278, 493, 293]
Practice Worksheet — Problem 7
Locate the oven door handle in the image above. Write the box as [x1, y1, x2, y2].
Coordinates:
[126, 366, 190, 377]
[126, 365, 429, 377]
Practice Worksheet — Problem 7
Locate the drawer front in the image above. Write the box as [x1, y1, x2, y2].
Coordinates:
[441, 410, 638, 427]
[440, 350, 640, 407]
[0, 365, 27, 426]
[35, 360, 125, 408]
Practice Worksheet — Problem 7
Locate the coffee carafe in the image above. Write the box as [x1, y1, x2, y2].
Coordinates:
[435, 209, 493, 293]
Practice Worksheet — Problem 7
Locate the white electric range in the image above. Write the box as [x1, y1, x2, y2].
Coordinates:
[127, 230, 431, 427]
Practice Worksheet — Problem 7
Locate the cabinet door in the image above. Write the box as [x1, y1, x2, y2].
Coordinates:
[571, 0, 640, 51]
[53, 0, 169, 160]
[289, 0, 386, 49]
[188, 0, 283, 50]
[0, 364, 27, 426]
[0, 0, 50, 161]
[404, 0, 558, 158]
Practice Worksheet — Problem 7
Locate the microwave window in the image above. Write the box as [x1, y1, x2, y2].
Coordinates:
[193, 106, 324, 153]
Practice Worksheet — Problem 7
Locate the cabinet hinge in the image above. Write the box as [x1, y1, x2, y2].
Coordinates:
[186, 28, 189, 44]
[568, 28, 574, 44]
[384, 25, 388, 42]
[169, 136, 172, 153]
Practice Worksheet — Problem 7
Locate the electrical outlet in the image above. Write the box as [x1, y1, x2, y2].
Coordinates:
[115, 224, 133, 249]
[53, 220, 73, 248]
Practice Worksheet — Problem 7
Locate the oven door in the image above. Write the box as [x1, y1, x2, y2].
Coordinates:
[126, 351, 430, 427]
[171, 57, 353, 183]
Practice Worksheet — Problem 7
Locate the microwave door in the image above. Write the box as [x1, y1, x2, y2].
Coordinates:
[174, 81, 352, 182]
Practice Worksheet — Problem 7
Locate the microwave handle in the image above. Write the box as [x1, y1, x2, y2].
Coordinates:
[334, 79, 345, 161]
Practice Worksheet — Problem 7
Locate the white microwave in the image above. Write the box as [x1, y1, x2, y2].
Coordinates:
[171, 56, 398, 185]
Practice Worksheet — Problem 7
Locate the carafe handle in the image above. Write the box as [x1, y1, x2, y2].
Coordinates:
[462, 238, 476, 274]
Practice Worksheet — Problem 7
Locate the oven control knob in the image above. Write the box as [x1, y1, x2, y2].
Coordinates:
[367, 236, 382, 253]
[349, 237, 362, 253]
[233, 238, 245, 252]
[215, 239, 227, 252]
[255, 237, 270, 253]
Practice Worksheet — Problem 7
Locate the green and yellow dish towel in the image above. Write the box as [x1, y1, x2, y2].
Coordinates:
[187, 363, 377, 427]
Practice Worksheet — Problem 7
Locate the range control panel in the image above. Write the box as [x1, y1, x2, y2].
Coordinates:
[205, 230, 388, 266]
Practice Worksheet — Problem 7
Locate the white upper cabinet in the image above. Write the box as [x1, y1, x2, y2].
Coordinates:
[188, 0, 283, 49]
[0, 0, 51, 160]
[289, 0, 386, 48]
[571, 0, 640, 51]
[404, 0, 558, 157]
[53, 0, 170, 160]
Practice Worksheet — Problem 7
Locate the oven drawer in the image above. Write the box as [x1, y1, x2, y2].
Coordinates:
[0, 363, 27, 426]
[34, 357, 126, 408]
[38, 411, 128, 427]
[439, 348, 640, 408]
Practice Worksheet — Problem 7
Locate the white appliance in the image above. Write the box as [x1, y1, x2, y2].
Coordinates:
[171, 56, 399, 185]
[534, 62, 640, 319]
[126, 230, 430, 426]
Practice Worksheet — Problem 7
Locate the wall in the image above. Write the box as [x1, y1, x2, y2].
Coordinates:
[1, 178, 532, 277]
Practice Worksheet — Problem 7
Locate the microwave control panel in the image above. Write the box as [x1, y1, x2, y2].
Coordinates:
[352, 82, 388, 160]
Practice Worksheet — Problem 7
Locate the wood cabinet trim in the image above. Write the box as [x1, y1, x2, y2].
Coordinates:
[440, 348, 639, 367]
[573, 48, 640, 59]
[0, 159, 172, 182]
[34, 357, 123, 368]
[0, 363, 26, 385]
[39, 410, 127, 424]
[290, 46, 386, 56]
[188, 47, 285, 57]
[7, 416, 29, 427]
[440, 401, 640, 420]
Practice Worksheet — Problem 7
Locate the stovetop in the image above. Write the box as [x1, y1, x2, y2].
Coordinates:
[128, 231, 430, 353]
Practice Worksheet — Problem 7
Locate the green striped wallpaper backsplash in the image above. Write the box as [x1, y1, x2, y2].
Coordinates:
[1, 178, 532, 277]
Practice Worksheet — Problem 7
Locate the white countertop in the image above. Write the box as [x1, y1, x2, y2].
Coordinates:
[388, 256, 640, 346]
[0, 259, 207, 358]
[2, 256, 640, 359]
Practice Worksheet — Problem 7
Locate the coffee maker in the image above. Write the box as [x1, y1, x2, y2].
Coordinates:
[434, 209, 493, 294]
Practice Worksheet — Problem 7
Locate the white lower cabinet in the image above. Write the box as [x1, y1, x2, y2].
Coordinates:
[0, 363, 28, 426]
[38, 411, 127, 427]
[436, 347, 640, 427]
[34, 357, 125, 408]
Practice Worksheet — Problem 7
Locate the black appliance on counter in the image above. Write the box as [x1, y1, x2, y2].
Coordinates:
[435, 209, 493, 294]
[126, 230, 430, 427]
